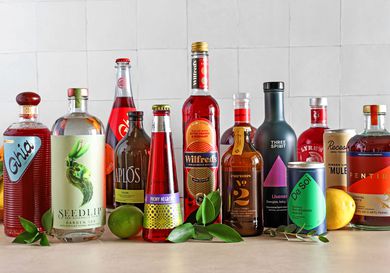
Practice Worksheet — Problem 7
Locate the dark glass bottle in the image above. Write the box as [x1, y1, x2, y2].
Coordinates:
[254, 82, 297, 228]
[114, 111, 150, 211]
[222, 126, 263, 236]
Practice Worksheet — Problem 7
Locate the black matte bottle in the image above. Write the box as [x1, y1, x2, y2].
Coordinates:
[254, 82, 297, 228]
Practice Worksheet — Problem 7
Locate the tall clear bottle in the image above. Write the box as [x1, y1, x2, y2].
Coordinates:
[254, 82, 297, 228]
[182, 42, 220, 221]
[143, 105, 182, 242]
[51, 88, 106, 242]
[106, 58, 136, 211]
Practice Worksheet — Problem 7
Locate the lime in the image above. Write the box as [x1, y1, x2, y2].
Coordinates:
[326, 188, 356, 230]
[108, 205, 144, 239]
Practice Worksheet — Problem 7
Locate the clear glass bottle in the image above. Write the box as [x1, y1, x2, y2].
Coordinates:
[51, 88, 106, 242]
[347, 104, 390, 230]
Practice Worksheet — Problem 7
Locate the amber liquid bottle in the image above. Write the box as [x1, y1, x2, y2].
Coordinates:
[114, 111, 150, 211]
[182, 42, 220, 221]
[347, 105, 390, 230]
[143, 105, 183, 242]
[222, 127, 263, 236]
[106, 58, 136, 210]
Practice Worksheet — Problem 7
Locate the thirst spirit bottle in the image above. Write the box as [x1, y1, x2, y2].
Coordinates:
[106, 58, 136, 210]
[114, 111, 150, 210]
[143, 105, 183, 242]
[297, 97, 328, 162]
[182, 42, 220, 221]
[254, 82, 297, 228]
[347, 105, 390, 230]
[3, 92, 51, 237]
[51, 88, 106, 242]
[221, 92, 257, 156]
[222, 127, 263, 236]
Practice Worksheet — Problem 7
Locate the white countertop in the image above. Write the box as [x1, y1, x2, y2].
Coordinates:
[0, 225, 389, 273]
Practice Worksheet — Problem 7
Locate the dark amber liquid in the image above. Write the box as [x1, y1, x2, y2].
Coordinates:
[348, 134, 390, 227]
[221, 123, 256, 145]
[3, 128, 51, 237]
[106, 96, 136, 209]
[182, 95, 220, 221]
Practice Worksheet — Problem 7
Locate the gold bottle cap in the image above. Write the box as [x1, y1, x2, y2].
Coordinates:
[233, 126, 251, 133]
[191, 41, 208, 52]
[152, 104, 171, 111]
[363, 105, 386, 114]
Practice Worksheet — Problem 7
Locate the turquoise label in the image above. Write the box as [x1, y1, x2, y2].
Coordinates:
[4, 136, 41, 182]
[288, 173, 326, 230]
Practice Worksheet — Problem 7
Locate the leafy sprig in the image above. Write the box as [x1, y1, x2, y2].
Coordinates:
[13, 209, 53, 246]
[264, 224, 329, 243]
[167, 190, 243, 243]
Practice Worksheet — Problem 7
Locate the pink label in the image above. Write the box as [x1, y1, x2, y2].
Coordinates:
[264, 156, 287, 187]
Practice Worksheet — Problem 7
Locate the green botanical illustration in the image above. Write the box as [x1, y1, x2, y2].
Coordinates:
[66, 140, 93, 206]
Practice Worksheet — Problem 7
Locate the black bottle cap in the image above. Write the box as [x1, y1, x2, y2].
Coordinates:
[263, 82, 284, 92]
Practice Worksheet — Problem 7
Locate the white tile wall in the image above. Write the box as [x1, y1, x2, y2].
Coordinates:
[1, 0, 390, 191]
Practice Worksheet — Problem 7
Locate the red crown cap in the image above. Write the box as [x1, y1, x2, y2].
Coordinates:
[116, 58, 130, 63]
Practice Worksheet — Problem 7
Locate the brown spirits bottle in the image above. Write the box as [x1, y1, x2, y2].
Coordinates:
[114, 111, 150, 211]
[222, 126, 264, 236]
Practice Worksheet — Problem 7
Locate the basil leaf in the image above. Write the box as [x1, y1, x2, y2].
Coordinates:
[206, 190, 221, 220]
[318, 236, 329, 243]
[167, 223, 195, 243]
[285, 224, 297, 233]
[307, 230, 317, 236]
[206, 224, 243, 243]
[12, 231, 34, 244]
[40, 233, 50, 246]
[193, 225, 213, 241]
[201, 196, 215, 225]
[19, 217, 38, 234]
[25, 232, 42, 244]
[41, 209, 53, 234]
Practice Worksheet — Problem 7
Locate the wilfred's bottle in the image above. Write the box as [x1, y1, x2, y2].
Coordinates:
[222, 127, 263, 236]
[51, 88, 106, 242]
[254, 82, 297, 227]
[114, 111, 150, 211]
[3, 92, 51, 237]
[182, 42, 220, 221]
[143, 105, 183, 242]
[106, 58, 136, 210]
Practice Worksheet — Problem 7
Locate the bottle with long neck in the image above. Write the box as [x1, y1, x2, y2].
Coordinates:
[51, 88, 106, 242]
[143, 105, 182, 242]
[3, 92, 51, 237]
[254, 82, 297, 228]
[106, 58, 136, 211]
[182, 42, 220, 222]
[297, 98, 328, 162]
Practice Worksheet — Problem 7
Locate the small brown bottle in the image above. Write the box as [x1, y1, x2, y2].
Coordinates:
[114, 111, 150, 211]
[222, 126, 264, 236]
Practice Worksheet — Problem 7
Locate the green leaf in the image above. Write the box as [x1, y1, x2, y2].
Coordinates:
[40, 233, 50, 246]
[0, 161, 3, 177]
[167, 223, 195, 243]
[307, 230, 317, 236]
[12, 232, 33, 244]
[206, 224, 243, 243]
[201, 196, 215, 225]
[206, 190, 221, 220]
[318, 236, 329, 243]
[68, 140, 81, 158]
[74, 143, 89, 158]
[276, 225, 286, 232]
[184, 209, 198, 224]
[25, 232, 42, 244]
[193, 225, 213, 241]
[19, 217, 38, 234]
[285, 224, 297, 233]
[41, 209, 53, 234]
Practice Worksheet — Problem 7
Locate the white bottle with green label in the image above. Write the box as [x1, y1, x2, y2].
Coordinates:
[51, 88, 106, 242]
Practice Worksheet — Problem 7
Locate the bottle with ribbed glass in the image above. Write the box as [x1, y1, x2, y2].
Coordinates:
[51, 88, 106, 242]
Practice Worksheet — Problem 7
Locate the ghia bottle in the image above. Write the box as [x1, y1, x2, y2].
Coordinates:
[222, 126, 263, 236]
[143, 105, 183, 242]
[254, 82, 297, 228]
[182, 41, 220, 222]
[51, 88, 106, 242]
[114, 111, 150, 211]
[347, 105, 390, 230]
[106, 58, 136, 210]
[3, 92, 51, 237]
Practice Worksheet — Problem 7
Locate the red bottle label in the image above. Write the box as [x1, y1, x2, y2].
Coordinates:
[191, 57, 208, 90]
[347, 152, 390, 216]
[370, 105, 379, 126]
[311, 108, 326, 124]
[234, 109, 250, 123]
[107, 107, 136, 141]
[298, 144, 324, 162]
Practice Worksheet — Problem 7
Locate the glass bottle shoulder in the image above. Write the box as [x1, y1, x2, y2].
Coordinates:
[115, 129, 151, 154]
[4, 121, 50, 136]
[347, 132, 390, 153]
[222, 144, 263, 166]
[51, 112, 104, 136]
[297, 127, 327, 145]
[182, 94, 220, 114]
[255, 120, 297, 144]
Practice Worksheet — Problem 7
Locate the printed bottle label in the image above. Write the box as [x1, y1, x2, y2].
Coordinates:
[4, 136, 41, 183]
[184, 119, 219, 205]
[232, 127, 245, 156]
[191, 57, 208, 90]
[114, 166, 144, 204]
[115, 189, 144, 204]
[51, 135, 106, 230]
[347, 151, 390, 216]
[234, 109, 250, 123]
[298, 144, 324, 162]
[311, 108, 327, 124]
[107, 107, 136, 141]
[230, 172, 257, 219]
[143, 193, 182, 229]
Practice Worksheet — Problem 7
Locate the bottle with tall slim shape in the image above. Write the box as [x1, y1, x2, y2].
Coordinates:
[51, 88, 106, 242]
[254, 82, 297, 228]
